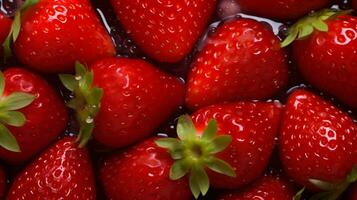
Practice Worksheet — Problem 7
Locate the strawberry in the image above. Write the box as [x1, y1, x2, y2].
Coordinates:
[0, 13, 11, 56]
[156, 102, 282, 198]
[279, 89, 357, 195]
[186, 18, 288, 110]
[281, 10, 357, 109]
[110, 0, 215, 63]
[216, 174, 296, 200]
[100, 138, 192, 200]
[350, 184, 357, 200]
[0, 165, 6, 199]
[236, 0, 331, 21]
[4, 0, 115, 73]
[59, 58, 185, 148]
[0, 67, 67, 163]
[7, 137, 96, 199]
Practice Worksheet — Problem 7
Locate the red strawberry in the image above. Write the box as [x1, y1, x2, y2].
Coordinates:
[59, 58, 185, 148]
[7, 137, 96, 199]
[0, 13, 11, 56]
[354, 0, 357, 12]
[156, 102, 282, 198]
[282, 10, 357, 109]
[217, 174, 296, 200]
[279, 89, 357, 191]
[110, 0, 215, 63]
[350, 184, 357, 200]
[7, 0, 115, 73]
[186, 18, 288, 110]
[0, 67, 67, 163]
[0, 165, 6, 199]
[236, 0, 331, 21]
[99, 138, 192, 200]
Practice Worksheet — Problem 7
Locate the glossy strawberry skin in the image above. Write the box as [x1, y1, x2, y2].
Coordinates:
[0, 165, 6, 199]
[186, 18, 288, 111]
[91, 57, 185, 148]
[110, 0, 215, 63]
[293, 15, 357, 109]
[7, 137, 96, 200]
[14, 0, 115, 73]
[192, 102, 282, 189]
[280, 89, 357, 190]
[100, 138, 191, 200]
[0, 68, 68, 163]
[236, 0, 331, 21]
[0, 13, 11, 56]
[217, 174, 295, 200]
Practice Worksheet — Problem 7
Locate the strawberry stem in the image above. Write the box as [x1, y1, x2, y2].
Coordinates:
[155, 115, 236, 199]
[59, 62, 103, 147]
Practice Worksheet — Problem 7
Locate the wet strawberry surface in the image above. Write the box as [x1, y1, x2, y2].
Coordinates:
[0, 0, 356, 199]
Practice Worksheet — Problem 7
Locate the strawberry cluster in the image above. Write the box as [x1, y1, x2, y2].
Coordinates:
[0, 0, 356, 199]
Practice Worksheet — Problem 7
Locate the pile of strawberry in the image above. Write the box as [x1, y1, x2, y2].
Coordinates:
[0, 0, 356, 199]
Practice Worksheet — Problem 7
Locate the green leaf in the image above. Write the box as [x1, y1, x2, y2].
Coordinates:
[298, 25, 314, 39]
[191, 166, 209, 197]
[293, 187, 305, 200]
[20, 0, 39, 12]
[75, 61, 87, 77]
[207, 135, 232, 154]
[88, 87, 103, 105]
[0, 92, 35, 111]
[189, 171, 200, 199]
[77, 122, 94, 148]
[312, 20, 328, 32]
[347, 165, 357, 183]
[176, 115, 196, 140]
[206, 157, 236, 177]
[281, 28, 299, 48]
[0, 123, 20, 152]
[12, 12, 21, 42]
[309, 179, 338, 191]
[59, 74, 76, 91]
[2, 34, 12, 60]
[0, 72, 5, 96]
[0, 111, 26, 127]
[201, 119, 217, 141]
[155, 138, 181, 150]
[170, 160, 190, 180]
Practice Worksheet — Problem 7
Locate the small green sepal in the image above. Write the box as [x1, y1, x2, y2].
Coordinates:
[281, 9, 353, 48]
[59, 62, 103, 147]
[308, 165, 357, 200]
[0, 71, 36, 152]
[293, 187, 305, 200]
[155, 115, 236, 199]
[2, 0, 39, 60]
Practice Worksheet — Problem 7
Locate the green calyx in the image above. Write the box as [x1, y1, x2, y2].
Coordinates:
[0, 72, 35, 152]
[155, 115, 236, 199]
[281, 9, 352, 48]
[2, 0, 39, 60]
[300, 165, 357, 200]
[59, 62, 103, 148]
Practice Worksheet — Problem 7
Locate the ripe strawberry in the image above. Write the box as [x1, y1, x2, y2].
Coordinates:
[279, 89, 357, 192]
[216, 174, 296, 200]
[156, 102, 282, 198]
[236, 0, 331, 21]
[59, 58, 185, 148]
[0, 13, 11, 56]
[186, 18, 288, 110]
[100, 138, 192, 200]
[110, 0, 215, 63]
[0, 67, 68, 163]
[0, 165, 6, 199]
[6, 0, 115, 73]
[7, 137, 96, 199]
[281, 10, 357, 109]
